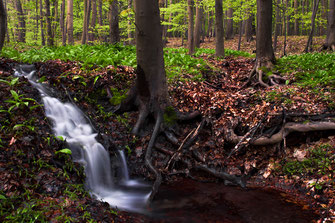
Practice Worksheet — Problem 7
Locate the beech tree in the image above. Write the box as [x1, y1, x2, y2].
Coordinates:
[67, 0, 74, 44]
[324, 0, 335, 50]
[0, 0, 6, 52]
[215, 0, 224, 57]
[194, 0, 203, 48]
[187, 0, 195, 54]
[109, 0, 120, 44]
[15, 0, 25, 42]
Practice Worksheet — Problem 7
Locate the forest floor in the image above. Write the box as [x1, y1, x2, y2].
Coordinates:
[0, 36, 334, 222]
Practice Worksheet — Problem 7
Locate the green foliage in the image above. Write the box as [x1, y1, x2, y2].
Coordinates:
[194, 48, 254, 58]
[55, 148, 72, 155]
[163, 106, 177, 126]
[281, 144, 334, 177]
[276, 53, 335, 88]
[109, 87, 128, 105]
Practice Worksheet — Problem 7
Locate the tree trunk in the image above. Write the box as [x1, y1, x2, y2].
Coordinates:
[0, 0, 6, 52]
[226, 7, 234, 39]
[215, 0, 224, 57]
[256, 0, 275, 67]
[88, 0, 97, 43]
[294, 0, 299, 35]
[245, 12, 253, 42]
[109, 0, 120, 44]
[45, 0, 54, 46]
[274, 0, 281, 51]
[325, 0, 335, 50]
[35, 0, 39, 41]
[132, 0, 168, 201]
[194, 0, 203, 48]
[67, 0, 74, 44]
[127, 0, 133, 44]
[286, 0, 291, 36]
[98, 0, 103, 26]
[305, 0, 320, 52]
[15, 0, 25, 42]
[82, 0, 91, 44]
[52, 0, 58, 40]
[187, 0, 195, 54]
[207, 11, 213, 40]
[60, 0, 66, 45]
[39, 0, 45, 45]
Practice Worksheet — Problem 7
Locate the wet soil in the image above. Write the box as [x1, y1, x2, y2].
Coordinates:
[149, 179, 318, 223]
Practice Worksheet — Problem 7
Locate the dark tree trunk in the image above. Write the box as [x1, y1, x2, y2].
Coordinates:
[305, 0, 320, 52]
[15, 0, 25, 42]
[88, 0, 97, 43]
[98, 0, 103, 26]
[294, 0, 299, 35]
[45, 0, 54, 46]
[215, 0, 224, 57]
[274, 0, 281, 51]
[0, 0, 6, 52]
[207, 11, 213, 40]
[187, 0, 195, 54]
[82, 0, 91, 44]
[194, 0, 203, 48]
[245, 12, 253, 42]
[35, 0, 39, 41]
[39, 0, 45, 45]
[109, 0, 120, 44]
[324, 0, 335, 50]
[127, 0, 134, 44]
[226, 7, 234, 39]
[67, 0, 74, 44]
[60, 0, 66, 45]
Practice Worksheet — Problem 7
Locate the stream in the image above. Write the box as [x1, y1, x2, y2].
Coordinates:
[15, 64, 318, 222]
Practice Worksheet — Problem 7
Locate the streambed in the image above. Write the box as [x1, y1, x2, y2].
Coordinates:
[148, 179, 318, 223]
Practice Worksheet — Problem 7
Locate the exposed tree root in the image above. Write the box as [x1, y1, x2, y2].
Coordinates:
[225, 121, 335, 147]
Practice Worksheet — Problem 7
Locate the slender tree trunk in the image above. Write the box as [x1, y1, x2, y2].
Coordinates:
[127, 0, 133, 44]
[286, 0, 291, 36]
[274, 0, 281, 51]
[194, 0, 203, 48]
[325, 0, 335, 49]
[39, 0, 45, 45]
[35, 0, 39, 41]
[0, 0, 6, 52]
[45, 0, 54, 46]
[88, 0, 97, 43]
[60, 0, 66, 45]
[82, 0, 91, 44]
[226, 7, 234, 39]
[52, 0, 58, 41]
[66, 0, 74, 44]
[109, 0, 120, 44]
[98, 0, 103, 26]
[15, 0, 25, 42]
[207, 11, 213, 40]
[294, 0, 299, 35]
[187, 0, 195, 54]
[245, 11, 253, 42]
[237, 1, 243, 50]
[215, 0, 224, 57]
[305, 0, 320, 52]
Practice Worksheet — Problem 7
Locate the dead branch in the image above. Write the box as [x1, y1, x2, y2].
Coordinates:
[225, 121, 335, 146]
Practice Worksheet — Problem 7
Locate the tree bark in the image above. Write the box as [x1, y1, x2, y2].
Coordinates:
[245, 11, 253, 42]
[294, 0, 299, 35]
[274, 0, 281, 51]
[0, 0, 6, 52]
[45, 0, 54, 46]
[305, 0, 320, 52]
[187, 0, 195, 54]
[60, 0, 66, 45]
[127, 0, 134, 44]
[215, 0, 224, 57]
[98, 0, 103, 26]
[325, 0, 335, 50]
[109, 0, 120, 44]
[15, 0, 25, 42]
[194, 0, 203, 48]
[88, 0, 97, 43]
[81, 0, 91, 44]
[67, 0, 74, 44]
[39, 0, 45, 45]
[226, 7, 234, 39]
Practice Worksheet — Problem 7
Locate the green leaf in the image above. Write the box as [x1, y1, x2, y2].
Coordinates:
[93, 76, 100, 86]
[10, 90, 19, 100]
[10, 77, 19, 86]
[0, 194, 6, 199]
[56, 136, 65, 141]
[285, 80, 290, 85]
[56, 148, 72, 155]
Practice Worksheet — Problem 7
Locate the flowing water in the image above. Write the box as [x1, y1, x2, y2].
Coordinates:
[15, 65, 151, 213]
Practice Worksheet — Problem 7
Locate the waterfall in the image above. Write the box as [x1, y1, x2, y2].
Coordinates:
[15, 65, 151, 213]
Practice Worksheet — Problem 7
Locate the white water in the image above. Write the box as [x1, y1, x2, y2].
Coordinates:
[15, 66, 151, 213]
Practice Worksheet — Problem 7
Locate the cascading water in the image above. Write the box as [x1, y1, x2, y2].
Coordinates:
[15, 65, 151, 213]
